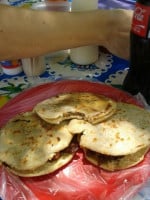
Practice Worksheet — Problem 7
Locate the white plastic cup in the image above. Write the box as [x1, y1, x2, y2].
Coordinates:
[70, 0, 99, 65]
[22, 56, 45, 77]
[0, 60, 23, 75]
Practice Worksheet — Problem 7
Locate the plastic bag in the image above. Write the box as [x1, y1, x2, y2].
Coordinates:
[22, 150, 150, 200]
[0, 80, 150, 200]
[0, 166, 38, 200]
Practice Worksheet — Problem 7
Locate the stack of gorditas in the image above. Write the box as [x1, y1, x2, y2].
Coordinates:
[0, 92, 150, 177]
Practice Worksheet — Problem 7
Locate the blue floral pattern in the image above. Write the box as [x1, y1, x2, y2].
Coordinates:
[0, 52, 129, 98]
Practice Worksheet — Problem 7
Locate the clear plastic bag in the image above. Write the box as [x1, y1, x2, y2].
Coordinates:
[0, 166, 38, 200]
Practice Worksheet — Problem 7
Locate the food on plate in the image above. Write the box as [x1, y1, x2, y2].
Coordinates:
[0, 92, 150, 176]
[7, 150, 74, 177]
[67, 102, 150, 171]
[79, 102, 150, 156]
[84, 146, 149, 171]
[0, 111, 77, 177]
[34, 92, 117, 124]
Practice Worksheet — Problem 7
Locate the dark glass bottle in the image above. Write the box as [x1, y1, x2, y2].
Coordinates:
[123, 0, 150, 104]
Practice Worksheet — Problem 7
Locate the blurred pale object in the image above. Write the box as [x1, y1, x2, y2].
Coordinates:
[22, 56, 45, 77]
[70, 46, 99, 65]
[31, 1, 71, 11]
[71, 0, 98, 11]
[47, 0, 67, 1]
[70, 0, 99, 65]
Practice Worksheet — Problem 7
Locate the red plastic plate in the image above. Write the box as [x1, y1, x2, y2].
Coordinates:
[0, 80, 149, 200]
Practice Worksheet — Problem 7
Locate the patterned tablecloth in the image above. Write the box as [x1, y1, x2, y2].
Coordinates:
[0, 51, 129, 103]
[1, 0, 150, 199]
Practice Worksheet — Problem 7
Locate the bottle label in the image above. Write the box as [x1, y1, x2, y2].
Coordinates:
[131, 2, 150, 38]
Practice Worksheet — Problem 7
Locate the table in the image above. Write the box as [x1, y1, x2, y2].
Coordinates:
[1, 0, 150, 199]
[0, 51, 129, 103]
[0, 51, 150, 200]
[0, 0, 136, 104]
